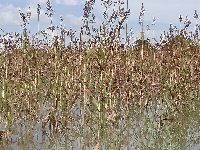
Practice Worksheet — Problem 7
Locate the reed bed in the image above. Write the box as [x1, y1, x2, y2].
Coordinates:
[0, 0, 199, 149]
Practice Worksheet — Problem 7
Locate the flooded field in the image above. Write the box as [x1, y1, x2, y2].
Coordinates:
[0, 99, 199, 149]
[0, 0, 200, 149]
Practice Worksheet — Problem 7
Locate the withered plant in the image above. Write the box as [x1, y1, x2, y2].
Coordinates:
[0, 1, 199, 149]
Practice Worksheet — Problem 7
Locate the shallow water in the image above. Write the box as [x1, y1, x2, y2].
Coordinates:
[0, 100, 199, 150]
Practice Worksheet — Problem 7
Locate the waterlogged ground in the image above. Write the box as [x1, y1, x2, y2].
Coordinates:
[0, 99, 199, 150]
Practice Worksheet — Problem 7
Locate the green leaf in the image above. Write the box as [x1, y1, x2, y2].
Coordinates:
[99, 48, 105, 59]
[7, 111, 11, 122]
[92, 118, 100, 124]
[103, 23, 106, 34]
[23, 41, 26, 50]
[86, 117, 100, 124]
[92, 97, 100, 112]
[82, 47, 97, 65]
[38, 31, 45, 37]
[27, 54, 31, 60]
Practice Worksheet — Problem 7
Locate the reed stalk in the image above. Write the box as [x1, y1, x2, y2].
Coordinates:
[0, 1, 199, 149]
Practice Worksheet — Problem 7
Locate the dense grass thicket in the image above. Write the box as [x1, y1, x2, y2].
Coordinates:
[0, 0, 199, 149]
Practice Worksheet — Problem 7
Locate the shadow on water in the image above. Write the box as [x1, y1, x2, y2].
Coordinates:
[0, 97, 199, 150]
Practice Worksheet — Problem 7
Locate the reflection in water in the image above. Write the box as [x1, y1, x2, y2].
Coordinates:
[0, 99, 199, 150]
